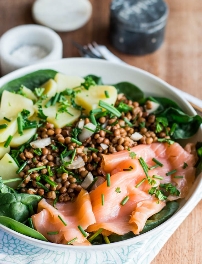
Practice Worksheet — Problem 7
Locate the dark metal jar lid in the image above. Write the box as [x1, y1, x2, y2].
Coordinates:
[110, 0, 168, 32]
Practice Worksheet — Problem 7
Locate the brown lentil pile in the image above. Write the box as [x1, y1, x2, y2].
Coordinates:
[15, 95, 171, 202]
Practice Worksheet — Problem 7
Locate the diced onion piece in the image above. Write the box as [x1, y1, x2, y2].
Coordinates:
[81, 172, 94, 189]
[146, 101, 160, 114]
[77, 119, 85, 129]
[131, 132, 143, 141]
[100, 143, 108, 150]
[66, 156, 85, 169]
[30, 137, 51, 148]
[78, 122, 96, 142]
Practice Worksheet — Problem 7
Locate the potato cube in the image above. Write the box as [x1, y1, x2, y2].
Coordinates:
[54, 73, 84, 93]
[0, 143, 10, 159]
[10, 127, 37, 148]
[0, 117, 18, 143]
[41, 79, 57, 98]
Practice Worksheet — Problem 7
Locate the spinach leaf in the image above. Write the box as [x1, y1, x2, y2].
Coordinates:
[0, 178, 41, 222]
[108, 201, 179, 243]
[148, 96, 182, 114]
[157, 107, 202, 139]
[0, 216, 47, 241]
[0, 69, 57, 96]
[195, 142, 202, 176]
[113, 82, 144, 102]
[84, 75, 103, 85]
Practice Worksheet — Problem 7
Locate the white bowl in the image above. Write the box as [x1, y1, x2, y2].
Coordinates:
[0, 58, 201, 263]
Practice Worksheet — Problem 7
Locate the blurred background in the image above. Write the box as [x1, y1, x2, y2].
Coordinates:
[0, 0, 201, 263]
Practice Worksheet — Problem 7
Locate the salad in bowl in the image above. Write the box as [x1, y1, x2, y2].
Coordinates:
[0, 58, 201, 249]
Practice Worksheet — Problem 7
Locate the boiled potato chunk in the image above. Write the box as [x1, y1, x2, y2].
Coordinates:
[75, 85, 117, 114]
[41, 79, 57, 98]
[0, 153, 20, 188]
[0, 117, 17, 143]
[0, 90, 34, 118]
[10, 127, 37, 148]
[21, 86, 37, 101]
[0, 143, 10, 159]
[55, 73, 84, 93]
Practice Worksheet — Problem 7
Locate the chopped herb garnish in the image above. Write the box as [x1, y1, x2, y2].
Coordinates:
[28, 218, 34, 229]
[138, 157, 156, 185]
[182, 162, 188, 169]
[3, 117, 11, 122]
[17, 113, 23, 135]
[71, 138, 82, 146]
[120, 196, 129, 206]
[160, 183, 180, 196]
[155, 117, 168, 133]
[99, 100, 121, 117]
[104, 90, 110, 98]
[37, 105, 48, 120]
[124, 117, 133, 127]
[103, 235, 110, 244]
[2, 178, 21, 184]
[135, 178, 146, 188]
[123, 166, 133, 171]
[129, 152, 136, 159]
[152, 158, 163, 167]
[88, 147, 99, 152]
[117, 102, 132, 113]
[67, 237, 78, 245]
[16, 161, 27, 174]
[152, 175, 163, 180]
[173, 176, 183, 178]
[115, 187, 121, 193]
[90, 108, 102, 115]
[71, 149, 77, 163]
[88, 228, 103, 243]
[28, 166, 46, 173]
[53, 196, 58, 208]
[58, 215, 67, 226]
[83, 125, 95, 133]
[90, 113, 97, 126]
[52, 93, 60, 106]
[149, 164, 159, 170]
[34, 87, 45, 97]
[33, 148, 42, 156]
[166, 169, 177, 176]
[36, 182, 49, 192]
[0, 124, 8, 129]
[42, 175, 58, 187]
[149, 187, 167, 200]
[139, 122, 145, 128]
[82, 76, 96, 90]
[106, 173, 111, 187]
[78, 225, 87, 237]
[170, 123, 178, 136]
[4, 135, 13, 148]
[47, 231, 59, 235]
[101, 194, 104, 206]
[158, 138, 175, 145]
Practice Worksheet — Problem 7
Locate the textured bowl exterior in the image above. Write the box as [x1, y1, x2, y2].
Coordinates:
[0, 58, 201, 263]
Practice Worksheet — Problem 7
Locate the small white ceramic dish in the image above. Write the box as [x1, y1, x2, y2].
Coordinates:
[0, 58, 201, 263]
[0, 24, 63, 75]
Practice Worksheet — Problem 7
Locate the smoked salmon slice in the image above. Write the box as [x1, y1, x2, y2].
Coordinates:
[32, 189, 95, 245]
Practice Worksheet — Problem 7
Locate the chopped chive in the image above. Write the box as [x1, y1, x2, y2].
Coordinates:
[115, 187, 121, 193]
[42, 175, 58, 187]
[88, 147, 99, 152]
[36, 182, 49, 192]
[129, 152, 136, 159]
[78, 225, 87, 237]
[90, 108, 102, 114]
[166, 169, 177, 176]
[4, 135, 13, 148]
[123, 117, 133, 127]
[28, 166, 46, 173]
[103, 235, 110, 244]
[152, 158, 163, 167]
[58, 215, 67, 226]
[16, 161, 27, 174]
[90, 113, 97, 126]
[106, 173, 111, 187]
[67, 237, 78, 245]
[182, 162, 188, 169]
[88, 228, 103, 243]
[102, 129, 113, 134]
[28, 218, 34, 229]
[120, 196, 129, 206]
[110, 120, 119, 126]
[101, 194, 104, 206]
[71, 138, 82, 146]
[173, 176, 183, 178]
[2, 178, 21, 183]
[53, 197, 58, 209]
[99, 100, 121, 117]
[149, 164, 159, 170]
[104, 90, 110, 98]
[61, 150, 73, 159]
[87, 177, 98, 191]
[17, 114, 23, 135]
[138, 157, 149, 177]
[84, 126, 95, 132]
[3, 117, 11, 122]
[70, 149, 77, 163]
[47, 231, 59, 235]
[0, 124, 8, 129]
[152, 175, 163, 180]
[135, 178, 146, 188]
[45, 99, 52, 108]
[51, 93, 60, 106]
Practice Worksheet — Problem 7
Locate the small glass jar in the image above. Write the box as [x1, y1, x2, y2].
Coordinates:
[109, 0, 168, 55]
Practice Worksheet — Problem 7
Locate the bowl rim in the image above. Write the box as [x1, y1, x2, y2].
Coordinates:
[0, 58, 201, 250]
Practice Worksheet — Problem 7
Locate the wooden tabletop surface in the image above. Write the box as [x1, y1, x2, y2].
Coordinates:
[0, 0, 201, 263]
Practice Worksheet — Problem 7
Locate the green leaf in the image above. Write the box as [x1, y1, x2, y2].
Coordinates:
[108, 201, 179, 242]
[157, 107, 202, 139]
[0, 69, 57, 97]
[0, 216, 47, 241]
[84, 75, 103, 85]
[195, 142, 202, 176]
[148, 97, 182, 114]
[113, 82, 144, 102]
